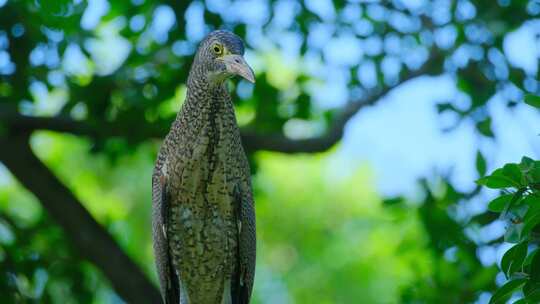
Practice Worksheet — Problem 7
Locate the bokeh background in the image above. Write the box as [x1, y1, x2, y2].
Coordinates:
[1, 0, 540, 303]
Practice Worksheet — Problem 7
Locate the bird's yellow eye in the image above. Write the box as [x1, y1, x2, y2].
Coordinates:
[212, 44, 223, 55]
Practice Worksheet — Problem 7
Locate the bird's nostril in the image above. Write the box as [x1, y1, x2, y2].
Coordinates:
[234, 58, 241, 64]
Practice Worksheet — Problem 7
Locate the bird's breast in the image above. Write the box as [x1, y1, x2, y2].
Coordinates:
[166, 115, 242, 302]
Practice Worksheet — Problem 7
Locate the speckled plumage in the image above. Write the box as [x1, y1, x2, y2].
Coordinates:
[152, 30, 256, 304]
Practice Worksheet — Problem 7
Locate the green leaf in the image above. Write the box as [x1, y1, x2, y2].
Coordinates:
[501, 241, 528, 278]
[503, 164, 524, 186]
[524, 194, 540, 209]
[511, 299, 527, 304]
[477, 167, 522, 189]
[35, 0, 72, 16]
[477, 175, 514, 189]
[523, 161, 540, 184]
[530, 250, 540, 282]
[500, 192, 528, 243]
[505, 222, 525, 243]
[476, 151, 487, 177]
[436, 102, 459, 114]
[522, 199, 540, 237]
[520, 157, 535, 170]
[523, 281, 540, 302]
[525, 94, 540, 108]
[529, 168, 540, 184]
[519, 157, 540, 183]
[489, 278, 527, 304]
[522, 214, 540, 237]
[488, 194, 513, 212]
[477, 117, 495, 138]
[525, 249, 539, 267]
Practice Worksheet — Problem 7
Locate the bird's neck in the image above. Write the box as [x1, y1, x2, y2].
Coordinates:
[184, 81, 232, 115]
[173, 78, 236, 136]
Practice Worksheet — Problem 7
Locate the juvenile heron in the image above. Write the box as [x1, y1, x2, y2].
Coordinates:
[152, 30, 256, 304]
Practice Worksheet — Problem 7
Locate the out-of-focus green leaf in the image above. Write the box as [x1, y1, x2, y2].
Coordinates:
[519, 157, 540, 184]
[488, 194, 513, 212]
[476, 151, 487, 177]
[504, 221, 525, 243]
[519, 157, 540, 183]
[525, 248, 539, 267]
[35, 0, 73, 16]
[522, 198, 540, 237]
[501, 241, 528, 278]
[476, 117, 495, 138]
[437, 102, 460, 114]
[525, 95, 540, 108]
[523, 281, 540, 302]
[530, 250, 540, 282]
[489, 278, 527, 304]
[520, 157, 535, 170]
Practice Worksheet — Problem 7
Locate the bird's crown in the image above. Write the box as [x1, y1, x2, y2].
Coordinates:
[200, 30, 245, 56]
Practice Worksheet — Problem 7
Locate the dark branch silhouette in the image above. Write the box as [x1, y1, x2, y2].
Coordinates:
[0, 134, 161, 304]
[1, 55, 436, 154]
[241, 63, 432, 153]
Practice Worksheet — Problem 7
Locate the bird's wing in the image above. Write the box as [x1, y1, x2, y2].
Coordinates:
[233, 182, 256, 304]
[152, 170, 180, 304]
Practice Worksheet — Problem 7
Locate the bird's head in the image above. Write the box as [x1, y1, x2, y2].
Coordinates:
[192, 30, 255, 85]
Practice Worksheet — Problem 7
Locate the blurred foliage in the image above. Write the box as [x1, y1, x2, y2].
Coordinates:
[0, 0, 540, 303]
[0, 132, 155, 303]
[1, 134, 434, 303]
[2, 0, 539, 146]
[253, 154, 431, 303]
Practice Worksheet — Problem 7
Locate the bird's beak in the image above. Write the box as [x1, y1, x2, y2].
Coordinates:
[221, 54, 255, 83]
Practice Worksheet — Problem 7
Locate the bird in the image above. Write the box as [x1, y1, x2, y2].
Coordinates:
[152, 30, 256, 304]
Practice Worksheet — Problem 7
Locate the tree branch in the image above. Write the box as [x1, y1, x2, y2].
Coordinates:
[0, 134, 161, 304]
[241, 64, 430, 153]
[0, 111, 96, 135]
[1, 53, 439, 153]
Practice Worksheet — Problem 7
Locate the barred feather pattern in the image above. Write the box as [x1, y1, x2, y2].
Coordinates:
[152, 30, 256, 304]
